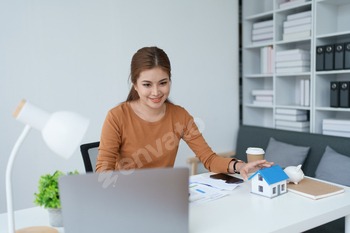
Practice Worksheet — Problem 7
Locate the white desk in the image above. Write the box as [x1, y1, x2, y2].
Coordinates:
[1, 173, 350, 233]
[191, 173, 350, 233]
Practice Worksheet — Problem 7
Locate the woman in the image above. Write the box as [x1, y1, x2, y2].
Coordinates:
[95, 46, 272, 180]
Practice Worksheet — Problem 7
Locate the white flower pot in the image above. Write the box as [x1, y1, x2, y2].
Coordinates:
[47, 208, 63, 227]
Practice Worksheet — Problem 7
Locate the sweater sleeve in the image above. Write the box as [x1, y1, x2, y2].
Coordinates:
[182, 114, 232, 174]
[95, 110, 122, 172]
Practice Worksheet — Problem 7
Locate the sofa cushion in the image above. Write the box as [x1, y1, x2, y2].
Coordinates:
[264, 137, 310, 168]
[315, 146, 350, 187]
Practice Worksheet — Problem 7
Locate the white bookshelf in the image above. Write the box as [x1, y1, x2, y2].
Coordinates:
[242, 0, 350, 134]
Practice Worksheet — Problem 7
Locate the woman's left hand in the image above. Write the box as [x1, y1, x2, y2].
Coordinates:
[237, 160, 274, 180]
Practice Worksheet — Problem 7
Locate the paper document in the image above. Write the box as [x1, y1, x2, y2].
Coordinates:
[189, 175, 241, 206]
[190, 175, 239, 191]
[189, 183, 227, 206]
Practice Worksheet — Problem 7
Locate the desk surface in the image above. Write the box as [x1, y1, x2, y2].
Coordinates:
[1, 173, 350, 233]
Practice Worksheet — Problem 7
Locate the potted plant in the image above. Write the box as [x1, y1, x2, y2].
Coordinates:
[34, 170, 79, 227]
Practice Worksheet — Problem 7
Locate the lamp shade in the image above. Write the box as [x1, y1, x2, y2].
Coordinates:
[14, 100, 89, 159]
[42, 111, 89, 159]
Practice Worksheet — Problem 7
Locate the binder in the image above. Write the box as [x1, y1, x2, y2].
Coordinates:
[316, 46, 324, 71]
[339, 81, 350, 108]
[345, 42, 350, 69]
[334, 43, 344, 70]
[324, 44, 334, 70]
[330, 81, 340, 107]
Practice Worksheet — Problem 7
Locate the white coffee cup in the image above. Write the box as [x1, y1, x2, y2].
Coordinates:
[246, 147, 265, 163]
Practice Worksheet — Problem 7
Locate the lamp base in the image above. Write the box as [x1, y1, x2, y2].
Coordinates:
[15, 226, 59, 233]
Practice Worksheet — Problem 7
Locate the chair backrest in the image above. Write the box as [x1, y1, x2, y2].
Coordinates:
[80, 141, 100, 172]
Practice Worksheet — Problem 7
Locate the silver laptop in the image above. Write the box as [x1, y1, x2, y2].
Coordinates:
[58, 167, 189, 233]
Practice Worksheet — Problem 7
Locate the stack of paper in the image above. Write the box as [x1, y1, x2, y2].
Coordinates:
[252, 20, 273, 44]
[261, 46, 274, 74]
[189, 175, 239, 206]
[275, 49, 310, 73]
[322, 119, 350, 138]
[275, 108, 309, 132]
[282, 10, 312, 41]
[252, 90, 273, 105]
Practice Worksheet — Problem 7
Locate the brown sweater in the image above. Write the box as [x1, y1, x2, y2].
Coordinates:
[95, 102, 232, 173]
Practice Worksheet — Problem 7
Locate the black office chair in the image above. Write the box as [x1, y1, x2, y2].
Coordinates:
[80, 141, 100, 172]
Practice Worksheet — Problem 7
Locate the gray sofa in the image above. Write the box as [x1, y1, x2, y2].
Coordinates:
[234, 125, 350, 233]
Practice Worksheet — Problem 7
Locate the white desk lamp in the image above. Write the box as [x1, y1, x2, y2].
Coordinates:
[6, 100, 90, 233]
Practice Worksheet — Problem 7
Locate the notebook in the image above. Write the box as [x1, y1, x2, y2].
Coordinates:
[287, 177, 344, 200]
[58, 167, 189, 233]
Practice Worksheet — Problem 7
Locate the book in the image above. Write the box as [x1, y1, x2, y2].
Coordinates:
[283, 30, 311, 41]
[253, 20, 273, 29]
[287, 10, 312, 21]
[284, 16, 312, 28]
[284, 23, 312, 34]
[276, 60, 310, 68]
[276, 66, 310, 73]
[323, 130, 350, 138]
[271, 47, 274, 73]
[276, 53, 310, 62]
[276, 108, 307, 115]
[300, 79, 305, 106]
[260, 46, 274, 74]
[276, 120, 310, 128]
[261, 47, 267, 73]
[275, 114, 307, 121]
[304, 79, 310, 106]
[323, 123, 350, 132]
[322, 119, 350, 125]
[252, 90, 273, 96]
[287, 177, 344, 200]
[279, 0, 309, 9]
[252, 26, 273, 35]
[276, 49, 310, 56]
[276, 125, 309, 132]
[252, 32, 273, 41]
[255, 95, 273, 101]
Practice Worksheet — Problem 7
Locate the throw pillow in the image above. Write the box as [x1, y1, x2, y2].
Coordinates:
[315, 146, 350, 187]
[264, 137, 310, 168]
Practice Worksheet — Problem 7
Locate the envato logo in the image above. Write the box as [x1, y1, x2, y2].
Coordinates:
[97, 117, 205, 188]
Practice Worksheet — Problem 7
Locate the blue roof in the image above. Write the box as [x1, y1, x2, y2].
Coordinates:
[248, 165, 289, 185]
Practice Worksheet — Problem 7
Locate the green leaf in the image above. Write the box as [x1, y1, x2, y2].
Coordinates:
[33, 170, 79, 209]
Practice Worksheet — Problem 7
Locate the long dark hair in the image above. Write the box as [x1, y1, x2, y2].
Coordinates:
[126, 46, 172, 102]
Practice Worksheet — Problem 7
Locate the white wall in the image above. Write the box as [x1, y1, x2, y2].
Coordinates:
[0, 0, 239, 213]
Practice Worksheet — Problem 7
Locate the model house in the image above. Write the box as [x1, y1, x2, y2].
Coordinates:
[249, 165, 289, 198]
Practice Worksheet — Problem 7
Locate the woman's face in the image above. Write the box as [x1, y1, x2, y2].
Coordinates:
[134, 67, 170, 110]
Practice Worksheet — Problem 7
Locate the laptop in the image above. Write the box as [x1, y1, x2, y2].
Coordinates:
[58, 167, 189, 233]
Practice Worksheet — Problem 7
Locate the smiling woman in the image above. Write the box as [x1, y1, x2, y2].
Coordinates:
[95, 46, 273, 179]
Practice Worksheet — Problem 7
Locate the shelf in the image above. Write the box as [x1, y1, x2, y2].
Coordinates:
[244, 103, 273, 108]
[245, 74, 273, 78]
[244, 43, 273, 49]
[244, 11, 273, 21]
[316, 31, 350, 40]
[315, 107, 350, 112]
[275, 105, 311, 110]
[317, 0, 350, 6]
[242, 0, 350, 134]
[316, 70, 350, 75]
[275, 72, 311, 77]
[275, 37, 312, 45]
[275, 1, 312, 13]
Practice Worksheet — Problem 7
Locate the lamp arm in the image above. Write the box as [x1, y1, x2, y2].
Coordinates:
[6, 125, 31, 233]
